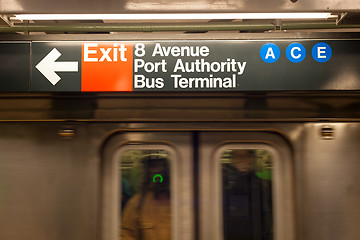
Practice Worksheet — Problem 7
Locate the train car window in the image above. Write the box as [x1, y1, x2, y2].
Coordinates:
[221, 149, 273, 240]
[119, 149, 172, 240]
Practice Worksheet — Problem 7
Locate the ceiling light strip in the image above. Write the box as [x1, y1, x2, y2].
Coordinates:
[13, 13, 335, 21]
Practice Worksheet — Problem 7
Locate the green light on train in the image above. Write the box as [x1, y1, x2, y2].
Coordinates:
[153, 174, 163, 183]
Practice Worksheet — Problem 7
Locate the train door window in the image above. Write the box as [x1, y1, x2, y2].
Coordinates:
[101, 132, 193, 240]
[199, 132, 295, 240]
[119, 149, 172, 240]
[221, 149, 273, 240]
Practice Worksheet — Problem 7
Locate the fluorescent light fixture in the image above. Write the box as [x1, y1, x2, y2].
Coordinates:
[13, 13, 336, 21]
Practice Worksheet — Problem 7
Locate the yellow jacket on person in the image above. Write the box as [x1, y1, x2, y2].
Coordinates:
[120, 192, 171, 240]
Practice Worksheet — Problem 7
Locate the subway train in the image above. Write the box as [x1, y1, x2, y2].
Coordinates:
[2, 80, 360, 240]
[2, 1, 360, 240]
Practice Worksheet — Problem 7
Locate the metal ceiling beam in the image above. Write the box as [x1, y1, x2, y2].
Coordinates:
[0, 22, 359, 33]
[0, 23, 274, 33]
[0, 15, 13, 26]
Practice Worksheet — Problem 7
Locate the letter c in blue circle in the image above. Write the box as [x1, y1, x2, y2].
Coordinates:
[312, 42, 332, 63]
[260, 43, 280, 63]
[286, 43, 306, 63]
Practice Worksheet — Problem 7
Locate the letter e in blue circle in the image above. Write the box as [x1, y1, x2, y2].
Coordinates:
[260, 43, 280, 63]
[286, 43, 306, 63]
[312, 42, 332, 63]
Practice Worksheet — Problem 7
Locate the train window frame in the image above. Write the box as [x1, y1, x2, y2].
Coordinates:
[100, 132, 195, 240]
[113, 142, 180, 240]
[215, 145, 277, 240]
[199, 132, 295, 240]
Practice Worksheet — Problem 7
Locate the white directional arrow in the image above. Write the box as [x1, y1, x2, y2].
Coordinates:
[35, 48, 79, 85]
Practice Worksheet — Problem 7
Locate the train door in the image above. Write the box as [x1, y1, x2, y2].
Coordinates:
[101, 132, 194, 240]
[199, 132, 295, 240]
[101, 131, 295, 240]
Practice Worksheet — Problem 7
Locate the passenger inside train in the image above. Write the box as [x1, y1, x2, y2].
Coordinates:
[222, 149, 273, 240]
[120, 152, 171, 240]
[119, 149, 272, 240]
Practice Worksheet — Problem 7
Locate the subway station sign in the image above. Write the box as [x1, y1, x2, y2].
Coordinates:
[1, 40, 360, 92]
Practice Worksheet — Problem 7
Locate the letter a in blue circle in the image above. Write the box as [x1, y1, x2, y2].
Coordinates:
[286, 43, 306, 63]
[312, 42, 332, 63]
[260, 43, 280, 63]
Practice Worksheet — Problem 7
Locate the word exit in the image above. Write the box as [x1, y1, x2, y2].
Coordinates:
[83, 43, 128, 62]
[81, 42, 133, 91]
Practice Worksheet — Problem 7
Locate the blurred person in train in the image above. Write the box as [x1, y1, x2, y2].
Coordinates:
[121, 155, 171, 240]
[121, 179, 133, 210]
[222, 149, 272, 240]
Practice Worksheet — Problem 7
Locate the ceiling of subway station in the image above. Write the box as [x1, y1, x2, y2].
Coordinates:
[1, 0, 360, 34]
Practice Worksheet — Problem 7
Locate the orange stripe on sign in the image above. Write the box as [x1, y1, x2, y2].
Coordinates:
[81, 42, 133, 92]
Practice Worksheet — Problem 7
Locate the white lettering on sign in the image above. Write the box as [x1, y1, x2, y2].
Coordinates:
[265, 47, 275, 59]
[83, 43, 128, 62]
[134, 43, 146, 57]
[134, 75, 164, 89]
[291, 47, 302, 59]
[317, 46, 327, 58]
[134, 59, 167, 72]
[99, 48, 112, 62]
[172, 74, 236, 89]
[132, 43, 249, 91]
[84, 43, 98, 62]
[152, 43, 210, 57]
[173, 59, 246, 75]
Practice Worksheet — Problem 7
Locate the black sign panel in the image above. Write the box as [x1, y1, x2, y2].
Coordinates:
[1, 39, 360, 92]
[132, 40, 360, 91]
[31, 42, 82, 92]
[0, 43, 30, 92]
